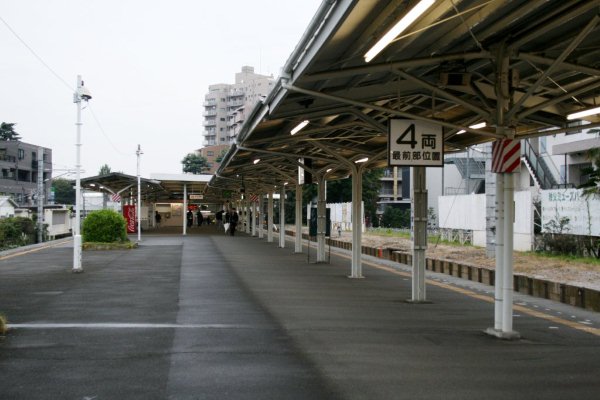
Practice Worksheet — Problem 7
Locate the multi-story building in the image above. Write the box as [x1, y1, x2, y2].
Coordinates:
[203, 66, 274, 145]
[197, 144, 230, 174]
[0, 141, 52, 206]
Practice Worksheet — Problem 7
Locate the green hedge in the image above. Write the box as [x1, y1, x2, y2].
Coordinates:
[82, 210, 127, 243]
[0, 217, 36, 250]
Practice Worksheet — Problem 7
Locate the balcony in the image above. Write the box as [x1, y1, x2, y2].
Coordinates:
[203, 110, 217, 117]
[0, 154, 16, 163]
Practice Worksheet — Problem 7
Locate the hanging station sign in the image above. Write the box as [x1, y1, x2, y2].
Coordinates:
[388, 119, 443, 167]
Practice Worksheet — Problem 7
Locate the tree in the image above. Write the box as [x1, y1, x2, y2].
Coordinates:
[579, 147, 600, 196]
[215, 148, 228, 163]
[98, 164, 111, 175]
[381, 206, 410, 228]
[52, 178, 75, 205]
[0, 122, 21, 141]
[326, 168, 384, 226]
[181, 153, 209, 174]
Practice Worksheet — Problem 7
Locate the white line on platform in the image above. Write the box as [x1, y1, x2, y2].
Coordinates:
[9, 323, 257, 329]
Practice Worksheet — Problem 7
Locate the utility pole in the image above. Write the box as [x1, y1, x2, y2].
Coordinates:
[136, 144, 143, 242]
[73, 75, 92, 273]
[37, 147, 44, 243]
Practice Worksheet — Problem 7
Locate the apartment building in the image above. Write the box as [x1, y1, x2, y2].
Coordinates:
[203, 66, 274, 145]
[197, 144, 230, 174]
[0, 141, 52, 206]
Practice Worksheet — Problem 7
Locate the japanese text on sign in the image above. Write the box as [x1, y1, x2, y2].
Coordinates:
[388, 120, 443, 167]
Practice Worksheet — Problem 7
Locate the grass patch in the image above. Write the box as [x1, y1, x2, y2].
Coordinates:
[527, 251, 600, 266]
[368, 228, 472, 247]
[82, 241, 138, 251]
[0, 314, 7, 335]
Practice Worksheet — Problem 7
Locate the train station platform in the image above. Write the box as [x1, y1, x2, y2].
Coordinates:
[1, 227, 599, 399]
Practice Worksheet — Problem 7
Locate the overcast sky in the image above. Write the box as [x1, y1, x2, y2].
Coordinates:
[1, 0, 322, 178]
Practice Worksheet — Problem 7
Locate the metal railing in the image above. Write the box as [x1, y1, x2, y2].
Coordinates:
[521, 139, 559, 189]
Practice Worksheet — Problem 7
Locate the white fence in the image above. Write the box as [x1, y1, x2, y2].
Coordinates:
[438, 191, 534, 251]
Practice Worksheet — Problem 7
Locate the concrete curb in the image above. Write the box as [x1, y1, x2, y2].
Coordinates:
[0, 237, 72, 260]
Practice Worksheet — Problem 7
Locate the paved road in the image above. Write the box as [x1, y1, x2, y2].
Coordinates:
[1, 227, 599, 399]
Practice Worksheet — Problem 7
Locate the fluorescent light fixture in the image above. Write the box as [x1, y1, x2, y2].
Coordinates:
[326, 168, 332, 173]
[364, 0, 435, 63]
[290, 120, 309, 135]
[89, 183, 95, 187]
[567, 106, 600, 120]
[284, 182, 289, 186]
[470, 122, 487, 130]
[457, 122, 487, 135]
[355, 157, 369, 163]
[253, 158, 260, 164]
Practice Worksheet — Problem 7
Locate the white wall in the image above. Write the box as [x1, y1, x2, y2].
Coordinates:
[438, 190, 533, 251]
[45, 209, 71, 238]
[541, 188, 600, 236]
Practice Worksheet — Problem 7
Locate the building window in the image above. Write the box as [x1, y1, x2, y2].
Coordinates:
[18, 149, 25, 160]
[207, 151, 214, 156]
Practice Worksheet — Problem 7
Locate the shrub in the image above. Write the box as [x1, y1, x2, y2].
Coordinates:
[82, 210, 127, 243]
[0, 314, 7, 335]
[0, 217, 35, 249]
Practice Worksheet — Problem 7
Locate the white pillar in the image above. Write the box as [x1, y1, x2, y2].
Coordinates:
[411, 166, 427, 302]
[72, 75, 84, 273]
[251, 200, 257, 236]
[136, 144, 142, 242]
[295, 184, 303, 253]
[183, 183, 187, 235]
[244, 201, 250, 234]
[37, 147, 44, 244]
[494, 174, 504, 330]
[317, 176, 326, 262]
[279, 186, 286, 248]
[350, 167, 363, 278]
[267, 192, 274, 243]
[259, 195, 264, 239]
[502, 173, 518, 337]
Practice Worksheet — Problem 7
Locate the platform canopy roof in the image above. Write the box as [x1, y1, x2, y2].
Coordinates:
[209, 0, 600, 198]
[80, 172, 218, 203]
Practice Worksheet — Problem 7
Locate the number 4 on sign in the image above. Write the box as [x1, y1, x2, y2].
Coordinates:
[396, 123, 417, 149]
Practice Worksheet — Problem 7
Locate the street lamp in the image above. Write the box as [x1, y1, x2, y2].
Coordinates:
[136, 144, 143, 242]
[73, 75, 92, 273]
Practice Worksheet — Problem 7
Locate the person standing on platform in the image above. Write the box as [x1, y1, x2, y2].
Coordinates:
[197, 209, 204, 226]
[155, 211, 161, 228]
[187, 210, 194, 228]
[229, 208, 239, 236]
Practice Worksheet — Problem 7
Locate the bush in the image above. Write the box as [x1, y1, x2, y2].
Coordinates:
[0, 217, 35, 249]
[0, 314, 7, 335]
[82, 210, 127, 243]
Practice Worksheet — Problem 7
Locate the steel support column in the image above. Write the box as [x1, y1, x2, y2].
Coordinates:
[245, 201, 251, 234]
[494, 175, 504, 330]
[259, 194, 264, 239]
[410, 166, 427, 302]
[350, 166, 363, 278]
[252, 200, 257, 237]
[317, 175, 326, 262]
[279, 185, 286, 248]
[267, 192, 274, 243]
[501, 173, 519, 338]
[295, 184, 303, 253]
[183, 184, 187, 236]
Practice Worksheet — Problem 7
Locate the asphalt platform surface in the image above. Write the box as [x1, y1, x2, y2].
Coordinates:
[1, 225, 600, 399]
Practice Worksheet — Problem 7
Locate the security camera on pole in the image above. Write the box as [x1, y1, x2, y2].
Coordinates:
[73, 75, 92, 273]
